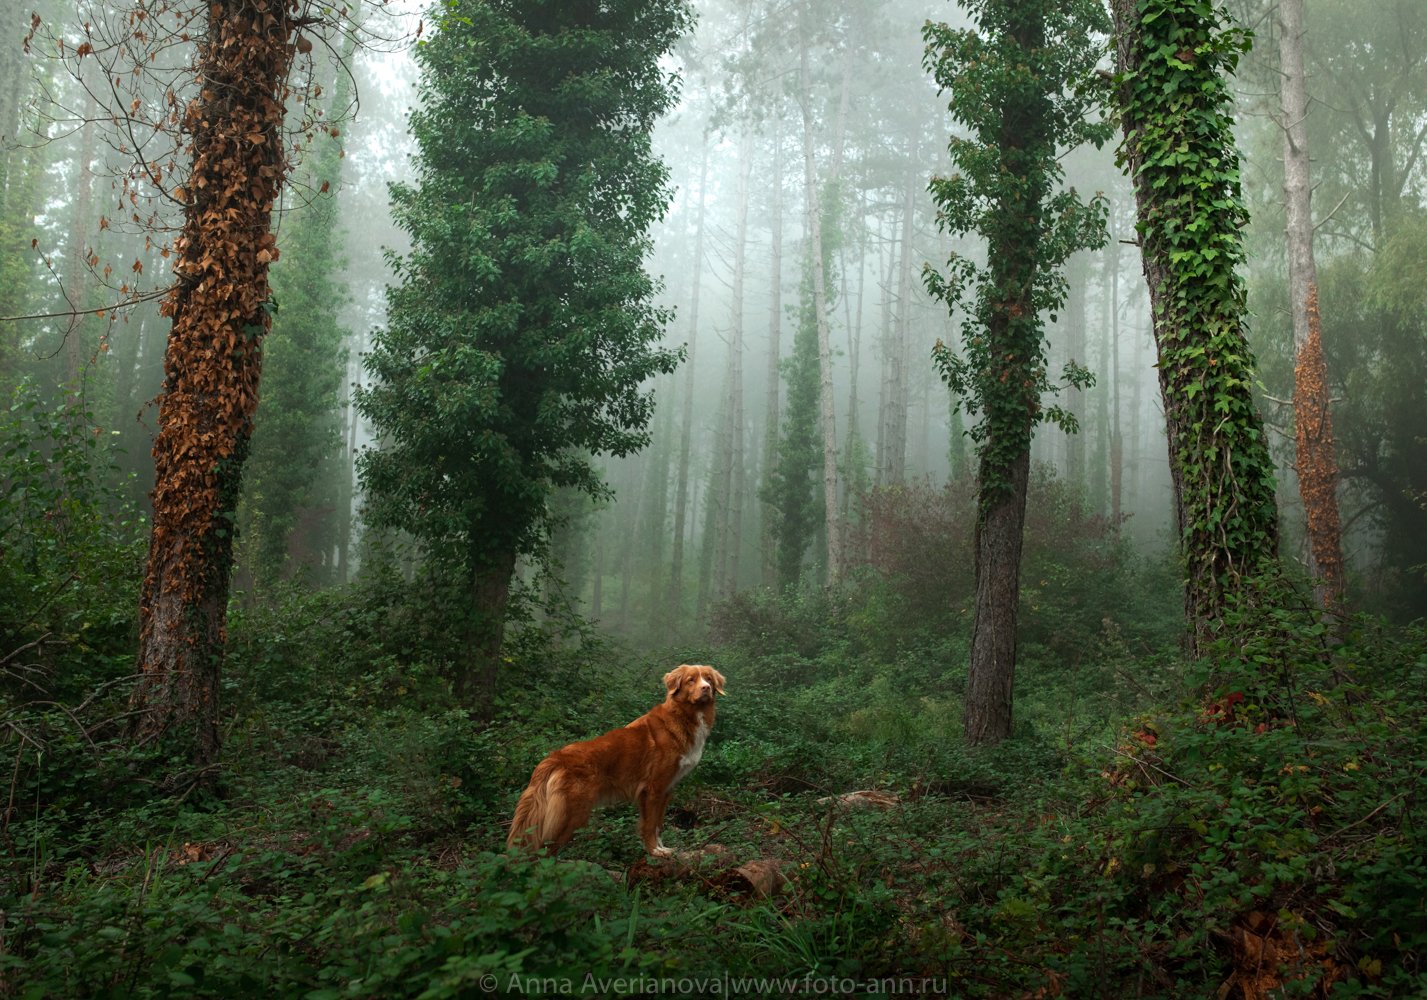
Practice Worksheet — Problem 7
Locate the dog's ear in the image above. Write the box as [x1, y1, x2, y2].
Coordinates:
[710, 668, 726, 695]
[663, 666, 688, 694]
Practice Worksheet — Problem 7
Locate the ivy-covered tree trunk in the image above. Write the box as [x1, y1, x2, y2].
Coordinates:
[1278, 0, 1344, 609]
[1110, 0, 1279, 652]
[131, 0, 296, 763]
[961, 7, 1047, 748]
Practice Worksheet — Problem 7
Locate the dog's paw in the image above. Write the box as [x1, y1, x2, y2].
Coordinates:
[650, 844, 674, 859]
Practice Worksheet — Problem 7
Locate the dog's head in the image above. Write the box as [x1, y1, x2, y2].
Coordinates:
[663, 664, 725, 706]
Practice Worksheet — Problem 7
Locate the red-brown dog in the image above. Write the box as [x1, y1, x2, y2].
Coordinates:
[507, 664, 725, 857]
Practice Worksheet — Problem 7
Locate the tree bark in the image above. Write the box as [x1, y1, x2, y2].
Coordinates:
[1278, 0, 1344, 609]
[132, 0, 297, 765]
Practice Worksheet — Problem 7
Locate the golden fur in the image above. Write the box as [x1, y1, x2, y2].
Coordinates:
[507, 664, 725, 857]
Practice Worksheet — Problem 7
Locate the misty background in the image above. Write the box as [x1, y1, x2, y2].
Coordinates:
[2, 0, 1423, 627]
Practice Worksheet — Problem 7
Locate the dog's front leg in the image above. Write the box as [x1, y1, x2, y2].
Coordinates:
[638, 786, 674, 857]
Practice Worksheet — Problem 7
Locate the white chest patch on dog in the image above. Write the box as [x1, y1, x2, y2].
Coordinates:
[671, 716, 710, 788]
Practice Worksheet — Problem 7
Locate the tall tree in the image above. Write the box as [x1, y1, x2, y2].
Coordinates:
[356, 0, 689, 705]
[1109, 0, 1280, 651]
[1276, 0, 1343, 609]
[924, 0, 1109, 746]
[131, 0, 314, 764]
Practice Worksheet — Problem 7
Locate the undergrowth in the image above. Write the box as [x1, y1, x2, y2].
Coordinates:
[3, 471, 1424, 996]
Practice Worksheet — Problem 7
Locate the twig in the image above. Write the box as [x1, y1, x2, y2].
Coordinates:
[0, 285, 172, 324]
[1100, 743, 1196, 788]
[1323, 789, 1410, 845]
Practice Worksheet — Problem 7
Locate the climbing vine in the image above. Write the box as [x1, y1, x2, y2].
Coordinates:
[924, 0, 1111, 508]
[1110, 0, 1280, 648]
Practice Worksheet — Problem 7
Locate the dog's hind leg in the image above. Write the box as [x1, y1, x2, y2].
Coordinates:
[545, 779, 595, 854]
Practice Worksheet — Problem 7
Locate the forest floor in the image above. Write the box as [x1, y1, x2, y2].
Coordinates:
[3, 582, 1426, 999]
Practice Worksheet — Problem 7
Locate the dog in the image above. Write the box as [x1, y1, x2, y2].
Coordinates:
[507, 664, 725, 857]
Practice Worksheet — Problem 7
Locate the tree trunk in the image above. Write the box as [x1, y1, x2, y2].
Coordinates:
[760, 124, 784, 588]
[641, 374, 674, 626]
[725, 128, 752, 596]
[1109, 0, 1279, 652]
[798, 9, 841, 583]
[1063, 252, 1088, 488]
[132, 0, 297, 766]
[63, 86, 99, 386]
[1278, 0, 1344, 609]
[669, 137, 708, 615]
[465, 546, 517, 717]
[336, 326, 362, 582]
[1109, 226, 1123, 525]
[884, 168, 916, 486]
[965, 448, 1030, 745]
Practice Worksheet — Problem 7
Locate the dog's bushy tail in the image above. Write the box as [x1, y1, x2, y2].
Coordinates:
[507, 759, 566, 852]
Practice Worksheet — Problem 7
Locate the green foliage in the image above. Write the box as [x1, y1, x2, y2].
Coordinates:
[355, 0, 690, 581]
[1112, 0, 1280, 629]
[0, 380, 145, 699]
[923, 0, 1111, 501]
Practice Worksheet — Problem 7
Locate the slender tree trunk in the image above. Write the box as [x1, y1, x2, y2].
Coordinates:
[798, 4, 841, 583]
[1110, 0, 1279, 652]
[669, 137, 708, 615]
[1064, 252, 1088, 489]
[725, 129, 752, 596]
[1109, 231, 1124, 526]
[700, 383, 731, 615]
[874, 207, 896, 486]
[64, 87, 98, 386]
[336, 326, 362, 582]
[1279, 0, 1343, 609]
[642, 373, 674, 624]
[591, 526, 604, 618]
[132, 0, 297, 765]
[885, 168, 917, 485]
[760, 124, 784, 587]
